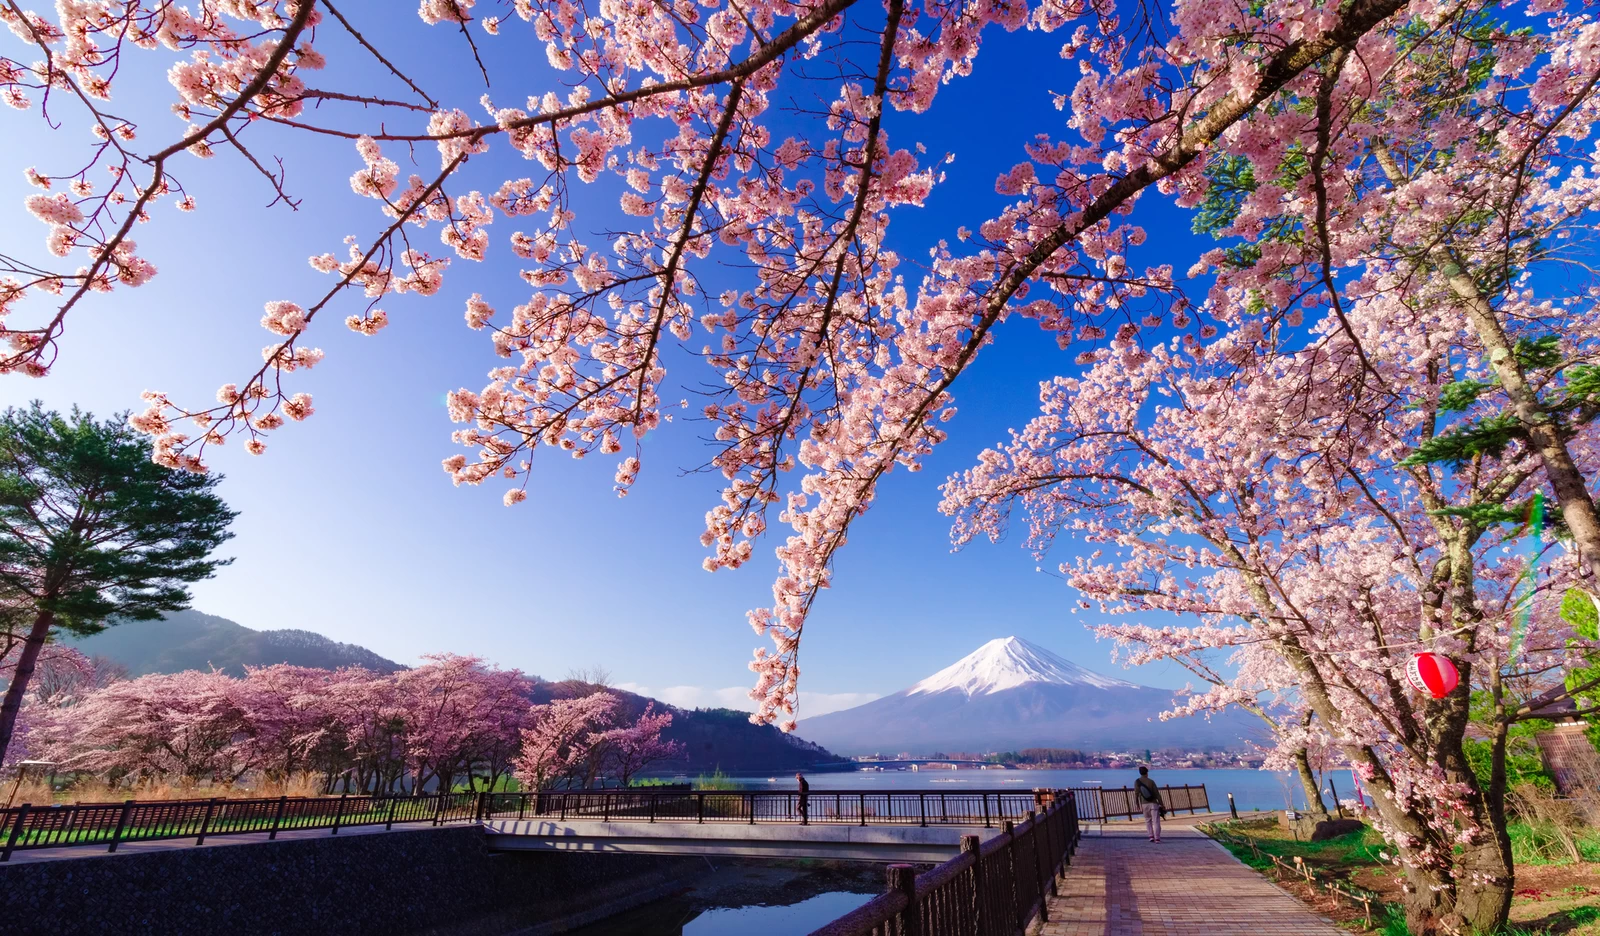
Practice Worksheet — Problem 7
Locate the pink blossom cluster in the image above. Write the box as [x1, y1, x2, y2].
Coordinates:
[512, 694, 682, 789]
[2, 0, 322, 378]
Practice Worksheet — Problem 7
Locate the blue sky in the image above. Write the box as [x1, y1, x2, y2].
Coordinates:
[0, 3, 1214, 717]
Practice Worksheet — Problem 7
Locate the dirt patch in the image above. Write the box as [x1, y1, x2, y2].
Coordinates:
[1507, 865, 1600, 935]
[1258, 871, 1383, 931]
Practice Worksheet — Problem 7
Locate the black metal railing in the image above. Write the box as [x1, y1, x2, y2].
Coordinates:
[0, 792, 479, 861]
[1072, 784, 1209, 821]
[0, 783, 1150, 860]
[479, 789, 1041, 827]
[807, 789, 1080, 936]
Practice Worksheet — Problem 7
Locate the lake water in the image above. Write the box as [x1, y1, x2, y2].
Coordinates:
[715, 767, 1364, 813]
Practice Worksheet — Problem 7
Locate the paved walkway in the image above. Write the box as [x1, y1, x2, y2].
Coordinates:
[0, 820, 430, 864]
[1041, 827, 1343, 936]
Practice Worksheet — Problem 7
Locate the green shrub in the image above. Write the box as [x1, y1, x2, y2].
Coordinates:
[694, 768, 741, 791]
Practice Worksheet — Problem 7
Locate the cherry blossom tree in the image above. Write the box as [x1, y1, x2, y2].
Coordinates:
[320, 666, 409, 793]
[596, 702, 682, 786]
[235, 664, 342, 783]
[512, 690, 620, 790]
[35, 669, 255, 785]
[940, 302, 1593, 932]
[1, 639, 95, 768]
[394, 653, 532, 793]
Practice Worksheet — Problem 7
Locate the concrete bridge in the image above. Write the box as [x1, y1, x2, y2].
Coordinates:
[483, 817, 1003, 862]
[0, 785, 1209, 864]
[475, 788, 1047, 861]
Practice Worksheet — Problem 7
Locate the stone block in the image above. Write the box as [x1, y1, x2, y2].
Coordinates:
[1309, 818, 1366, 842]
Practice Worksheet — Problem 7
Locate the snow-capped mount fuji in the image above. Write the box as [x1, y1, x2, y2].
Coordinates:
[795, 637, 1258, 756]
[907, 637, 1140, 696]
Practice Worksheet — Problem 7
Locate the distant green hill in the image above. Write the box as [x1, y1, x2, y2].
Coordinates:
[531, 682, 846, 777]
[67, 608, 405, 676]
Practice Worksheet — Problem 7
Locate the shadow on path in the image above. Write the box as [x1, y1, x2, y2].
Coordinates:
[1042, 828, 1342, 936]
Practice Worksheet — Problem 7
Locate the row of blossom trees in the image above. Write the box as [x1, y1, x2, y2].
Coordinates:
[15, 653, 680, 794]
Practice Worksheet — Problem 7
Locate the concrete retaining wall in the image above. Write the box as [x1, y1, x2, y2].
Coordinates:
[484, 817, 994, 862]
[1, 825, 702, 936]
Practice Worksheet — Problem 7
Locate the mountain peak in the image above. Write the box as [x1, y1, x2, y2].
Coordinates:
[906, 636, 1140, 697]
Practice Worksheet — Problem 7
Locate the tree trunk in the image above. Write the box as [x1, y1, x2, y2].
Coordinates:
[1444, 260, 1600, 577]
[1293, 746, 1332, 820]
[0, 608, 54, 768]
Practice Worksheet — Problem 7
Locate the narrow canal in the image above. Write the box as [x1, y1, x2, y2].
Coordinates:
[567, 861, 882, 936]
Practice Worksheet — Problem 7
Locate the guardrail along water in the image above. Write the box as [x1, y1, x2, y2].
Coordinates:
[808, 789, 1081, 936]
[1, 783, 1206, 861]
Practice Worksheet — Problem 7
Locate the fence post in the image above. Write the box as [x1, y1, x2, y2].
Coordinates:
[1229, 792, 1239, 820]
[650, 793, 657, 824]
[696, 793, 704, 825]
[196, 798, 219, 846]
[982, 792, 991, 829]
[1003, 820, 1022, 929]
[603, 792, 611, 823]
[748, 793, 755, 825]
[2, 804, 30, 862]
[517, 793, 526, 822]
[432, 793, 445, 827]
[919, 792, 927, 828]
[1043, 802, 1060, 884]
[268, 795, 288, 840]
[888, 864, 921, 936]
[1028, 810, 1050, 922]
[384, 795, 397, 830]
[961, 834, 984, 934]
[860, 792, 866, 827]
[332, 793, 348, 835]
[108, 799, 135, 852]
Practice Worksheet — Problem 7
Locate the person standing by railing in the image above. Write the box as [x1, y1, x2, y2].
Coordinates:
[1135, 765, 1164, 843]
[795, 772, 810, 824]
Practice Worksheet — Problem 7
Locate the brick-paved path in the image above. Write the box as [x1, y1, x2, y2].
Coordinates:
[1041, 827, 1343, 936]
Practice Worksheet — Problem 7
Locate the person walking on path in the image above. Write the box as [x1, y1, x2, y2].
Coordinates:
[796, 772, 810, 824]
[1136, 765, 1164, 842]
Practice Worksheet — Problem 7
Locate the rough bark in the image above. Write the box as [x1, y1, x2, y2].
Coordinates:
[0, 608, 55, 767]
[1443, 260, 1600, 578]
[1293, 744, 1332, 821]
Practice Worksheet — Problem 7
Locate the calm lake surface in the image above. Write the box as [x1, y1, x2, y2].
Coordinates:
[716, 767, 1363, 813]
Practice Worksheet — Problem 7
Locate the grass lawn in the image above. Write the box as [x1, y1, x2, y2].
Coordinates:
[1205, 817, 1600, 935]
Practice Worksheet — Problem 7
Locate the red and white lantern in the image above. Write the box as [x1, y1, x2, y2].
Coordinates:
[1405, 652, 1460, 699]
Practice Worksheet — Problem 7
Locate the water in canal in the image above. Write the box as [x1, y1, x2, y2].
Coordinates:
[566, 862, 881, 936]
